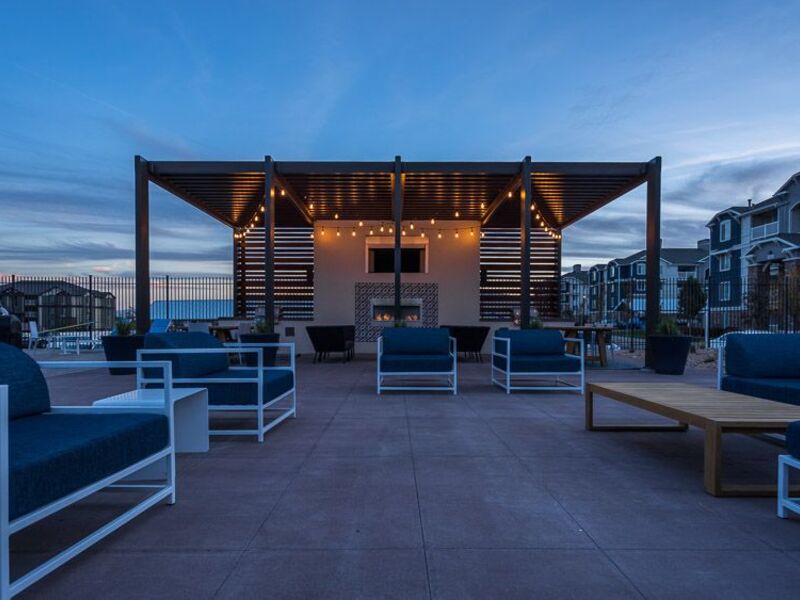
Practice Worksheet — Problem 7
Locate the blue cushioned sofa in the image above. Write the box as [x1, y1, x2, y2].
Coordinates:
[491, 328, 584, 393]
[138, 332, 296, 442]
[718, 334, 800, 406]
[0, 343, 175, 599]
[377, 328, 457, 394]
[779, 421, 800, 519]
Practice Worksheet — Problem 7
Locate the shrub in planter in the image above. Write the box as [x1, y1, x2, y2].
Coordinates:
[239, 319, 279, 366]
[647, 317, 692, 375]
[102, 318, 145, 375]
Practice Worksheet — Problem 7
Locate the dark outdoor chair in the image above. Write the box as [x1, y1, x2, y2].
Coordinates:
[0, 343, 175, 597]
[718, 333, 800, 406]
[139, 332, 296, 442]
[377, 327, 457, 394]
[306, 326, 355, 363]
[440, 325, 490, 361]
[491, 328, 584, 393]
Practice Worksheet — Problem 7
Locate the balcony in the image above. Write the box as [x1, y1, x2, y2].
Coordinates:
[751, 221, 778, 240]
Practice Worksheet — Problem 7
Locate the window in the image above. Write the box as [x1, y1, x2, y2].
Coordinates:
[636, 262, 646, 276]
[719, 281, 731, 302]
[718, 253, 731, 272]
[368, 248, 425, 273]
[591, 271, 597, 282]
[635, 280, 646, 292]
[609, 266, 616, 278]
[720, 219, 731, 243]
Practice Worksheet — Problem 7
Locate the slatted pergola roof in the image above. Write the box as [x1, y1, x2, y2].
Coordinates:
[146, 159, 651, 230]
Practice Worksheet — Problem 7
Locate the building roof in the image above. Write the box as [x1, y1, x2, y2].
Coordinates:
[561, 270, 589, 283]
[613, 247, 706, 266]
[143, 158, 655, 230]
[0, 280, 113, 298]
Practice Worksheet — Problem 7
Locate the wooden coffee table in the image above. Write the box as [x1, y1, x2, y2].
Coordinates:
[585, 382, 800, 497]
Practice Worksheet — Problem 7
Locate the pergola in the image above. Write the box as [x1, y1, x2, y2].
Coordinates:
[134, 155, 662, 361]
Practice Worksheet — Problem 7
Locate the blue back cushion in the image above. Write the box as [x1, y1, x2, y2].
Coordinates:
[382, 328, 450, 355]
[495, 329, 565, 355]
[144, 332, 229, 378]
[725, 334, 800, 378]
[0, 342, 51, 419]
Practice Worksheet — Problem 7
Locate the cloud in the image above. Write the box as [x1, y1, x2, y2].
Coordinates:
[0, 240, 231, 264]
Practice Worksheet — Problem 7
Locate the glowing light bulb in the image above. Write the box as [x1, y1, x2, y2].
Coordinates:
[369, 228, 374, 235]
[401, 229, 406, 236]
[260, 206, 265, 213]
[321, 227, 326, 235]
[437, 230, 442, 239]
[409, 222, 415, 230]
[380, 224, 385, 232]
[430, 218, 436, 225]
[470, 228, 475, 237]
[507, 191, 512, 198]
[336, 228, 341, 237]
[351, 228, 356, 237]
[480, 202, 485, 210]
[309, 202, 314, 210]
[358, 220, 364, 227]
[280, 189, 286, 196]
[420, 231, 426, 238]
[388, 226, 393, 233]
[455, 230, 460, 238]
[309, 231, 314, 239]
[454, 210, 460, 218]
[334, 213, 339, 220]
[480, 231, 485, 238]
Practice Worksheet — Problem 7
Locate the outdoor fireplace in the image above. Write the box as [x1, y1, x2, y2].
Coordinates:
[370, 298, 422, 324]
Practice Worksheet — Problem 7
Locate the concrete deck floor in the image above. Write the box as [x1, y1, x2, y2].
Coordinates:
[11, 356, 800, 599]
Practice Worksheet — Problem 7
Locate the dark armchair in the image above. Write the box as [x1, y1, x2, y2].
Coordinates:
[305, 326, 355, 363]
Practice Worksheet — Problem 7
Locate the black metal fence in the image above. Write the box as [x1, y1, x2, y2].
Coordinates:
[560, 276, 800, 350]
[0, 274, 234, 341]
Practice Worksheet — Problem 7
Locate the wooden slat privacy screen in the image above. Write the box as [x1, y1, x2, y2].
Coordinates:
[233, 226, 560, 322]
[235, 227, 314, 320]
[479, 227, 561, 321]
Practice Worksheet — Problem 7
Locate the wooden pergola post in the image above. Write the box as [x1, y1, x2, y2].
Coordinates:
[644, 156, 662, 368]
[134, 155, 151, 334]
[264, 156, 276, 332]
[520, 156, 533, 327]
[392, 155, 403, 322]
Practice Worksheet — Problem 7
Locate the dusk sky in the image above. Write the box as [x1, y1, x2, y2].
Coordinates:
[1, 1, 799, 275]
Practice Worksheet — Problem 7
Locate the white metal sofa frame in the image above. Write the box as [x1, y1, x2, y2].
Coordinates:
[137, 342, 296, 442]
[491, 334, 585, 394]
[1, 361, 175, 600]
[376, 336, 458, 395]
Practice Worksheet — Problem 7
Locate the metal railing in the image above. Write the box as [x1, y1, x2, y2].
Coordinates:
[751, 221, 779, 240]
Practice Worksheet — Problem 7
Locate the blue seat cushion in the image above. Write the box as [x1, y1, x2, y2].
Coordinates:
[0, 342, 51, 420]
[175, 368, 294, 406]
[9, 413, 168, 521]
[382, 328, 450, 355]
[493, 353, 581, 373]
[787, 421, 800, 459]
[494, 330, 565, 355]
[721, 376, 800, 406]
[144, 332, 229, 378]
[380, 354, 454, 373]
[725, 334, 800, 378]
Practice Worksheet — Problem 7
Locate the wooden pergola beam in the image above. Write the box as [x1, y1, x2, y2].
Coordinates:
[264, 156, 276, 332]
[272, 172, 313, 225]
[520, 156, 533, 327]
[644, 156, 662, 368]
[134, 155, 151, 334]
[481, 168, 522, 226]
[393, 156, 403, 321]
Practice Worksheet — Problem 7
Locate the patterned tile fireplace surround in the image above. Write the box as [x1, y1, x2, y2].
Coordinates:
[354, 282, 439, 342]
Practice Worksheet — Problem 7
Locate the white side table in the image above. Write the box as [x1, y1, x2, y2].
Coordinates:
[93, 388, 209, 453]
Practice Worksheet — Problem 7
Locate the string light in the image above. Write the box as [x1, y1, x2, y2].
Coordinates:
[380, 223, 385, 232]
[334, 213, 339, 220]
[430, 218, 436, 225]
[480, 202, 485, 210]
[480, 231, 485, 238]
[309, 231, 314, 239]
[321, 226, 325, 235]
[437, 230, 442, 239]
[280, 189, 286, 196]
[388, 226, 393, 233]
[369, 227, 374, 235]
[309, 202, 314, 210]
[351, 227, 356, 237]
[420, 231, 426, 238]
[454, 210, 460, 218]
[454, 230, 460, 238]
[507, 191, 512, 198]
[470, 228, 475, 236]
[358, 220, 364, 227]
[336, 228, 341, 237]
[409, 222, 415, 230]
[260, 206, 265, 213]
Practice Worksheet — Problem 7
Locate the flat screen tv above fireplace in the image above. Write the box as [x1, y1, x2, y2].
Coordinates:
[369, 248, 425, 273]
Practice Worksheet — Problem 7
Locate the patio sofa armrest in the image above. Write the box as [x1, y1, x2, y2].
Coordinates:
[449, 336, 457, 357]
[492, 335, 510, 358]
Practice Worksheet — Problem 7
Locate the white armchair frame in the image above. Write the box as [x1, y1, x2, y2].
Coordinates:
[1, 361, 175, 600]
[137, 342, 296, 442]
[778, 454, 800, 519]
[491, 334, 585, 394]
[376, 336, 458, 395]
